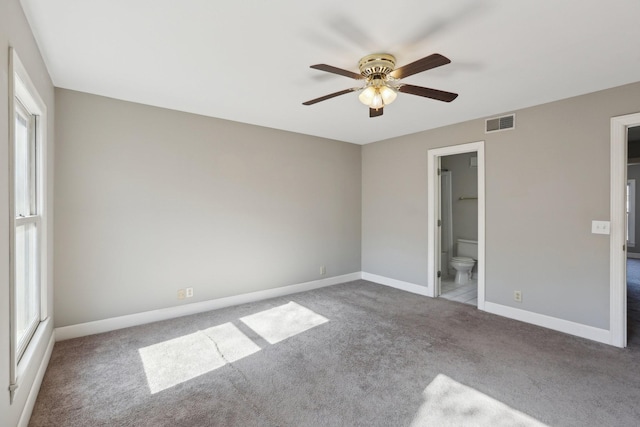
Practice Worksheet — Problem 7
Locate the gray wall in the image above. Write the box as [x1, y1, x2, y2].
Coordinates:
[441, 152, 478, 249]
[54, 89, 361, 327]
[363, 81, 640, 330]
[0, 1, 55, 426]
[627, 164, 640, 254]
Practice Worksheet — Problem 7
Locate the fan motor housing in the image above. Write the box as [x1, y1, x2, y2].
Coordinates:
[358, 53, 396, 77]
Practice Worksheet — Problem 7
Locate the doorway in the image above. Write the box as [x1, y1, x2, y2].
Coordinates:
[627, 126, 640, 344]
[427, 141, 485, 310]
[438, 153, 478, 305]
[611, 113, 640, 348]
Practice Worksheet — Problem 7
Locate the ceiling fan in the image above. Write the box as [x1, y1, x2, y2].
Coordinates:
[303, 53, 458, 117]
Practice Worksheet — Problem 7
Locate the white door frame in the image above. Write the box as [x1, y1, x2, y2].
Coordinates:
[610, 112, 640, 348]
[427, 141, 485, 309]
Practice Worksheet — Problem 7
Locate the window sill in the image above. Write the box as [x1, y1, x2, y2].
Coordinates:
[12, 317, 52, 404]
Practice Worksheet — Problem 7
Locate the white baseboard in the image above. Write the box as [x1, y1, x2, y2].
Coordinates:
[627, 251, 640, 259]
[54, 271, 613, 347]
[55, 272, 362, 341]
[360, 272, 611, 345]
[483, 302, 611, 345]
[361, 272, 430, 296]
[18, 331, 55, 427]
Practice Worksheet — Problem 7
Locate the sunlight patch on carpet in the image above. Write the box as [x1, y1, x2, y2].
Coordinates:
[411, 374, 548, 427]
[240, 301, 329, 344]
[139, 322, 260, 394]
[139, 302, 329, 393]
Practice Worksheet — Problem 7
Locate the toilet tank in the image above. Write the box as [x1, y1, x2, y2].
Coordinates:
[457, 239, 478, 259]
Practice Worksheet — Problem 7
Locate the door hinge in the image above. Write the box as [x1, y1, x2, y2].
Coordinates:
[437, 219, 441, 227]
[437, 168, 441, 176]
[437, 270, 442, 278]
[623, 244, 626, 251]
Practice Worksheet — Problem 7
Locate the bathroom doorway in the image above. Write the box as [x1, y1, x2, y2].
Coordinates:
[439, 152, 479, 305]
[427, 141, 485, 310]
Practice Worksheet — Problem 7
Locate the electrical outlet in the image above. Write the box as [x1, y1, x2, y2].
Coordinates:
[186, 287, 194, 298]
[177, 289, 186, 300]
[320, 265, 326, 275]
[514, 290, 522, 302]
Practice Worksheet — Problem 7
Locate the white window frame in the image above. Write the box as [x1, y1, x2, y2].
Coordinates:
[627, 179, 636, 248]
[8, 48, 49, 403]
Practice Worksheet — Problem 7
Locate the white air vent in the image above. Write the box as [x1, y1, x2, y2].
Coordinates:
[485, 114, 515, 133]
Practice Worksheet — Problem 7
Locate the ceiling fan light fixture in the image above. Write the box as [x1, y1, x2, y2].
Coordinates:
[370, 92, 384, 109]
[358, 82, 397, 109]
[358, 86, 377, 106]
[379, 85, 397, 105]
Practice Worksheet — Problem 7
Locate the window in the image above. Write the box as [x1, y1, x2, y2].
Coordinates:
[9, 48, 48, 400]
[14, 96, 42, 360]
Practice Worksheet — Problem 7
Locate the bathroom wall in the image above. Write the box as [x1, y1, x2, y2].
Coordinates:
[441, 152, 478, 253]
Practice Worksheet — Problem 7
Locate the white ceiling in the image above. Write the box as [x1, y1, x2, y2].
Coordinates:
[20, 0, 640, 144]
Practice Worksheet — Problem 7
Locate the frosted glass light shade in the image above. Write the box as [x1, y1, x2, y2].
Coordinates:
[359, 83, 397, 108]
[379, 85, 397, 105]
[370, 93, 383, 109]
[358, 86, 377, 106]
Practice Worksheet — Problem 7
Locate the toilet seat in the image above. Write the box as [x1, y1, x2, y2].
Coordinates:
[451, 256, 474, 263]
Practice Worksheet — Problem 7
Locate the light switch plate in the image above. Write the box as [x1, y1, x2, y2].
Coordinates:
[591, 220, 610, 235]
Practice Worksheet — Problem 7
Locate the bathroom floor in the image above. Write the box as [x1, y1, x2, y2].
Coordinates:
[439, 278, 478, 306]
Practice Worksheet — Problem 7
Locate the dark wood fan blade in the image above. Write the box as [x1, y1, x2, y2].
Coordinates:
[399, 84, 458, 102]
[390, 53, 451, 79]
[370, 108, 383, 118]
[302, 88, 358, 105]
[310, 64, 364, 80]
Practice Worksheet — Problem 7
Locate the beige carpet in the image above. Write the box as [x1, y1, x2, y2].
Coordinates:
[30, 280, 640, 426]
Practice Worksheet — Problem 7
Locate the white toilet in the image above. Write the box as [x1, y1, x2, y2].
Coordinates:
[450, 239, 477, 285]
